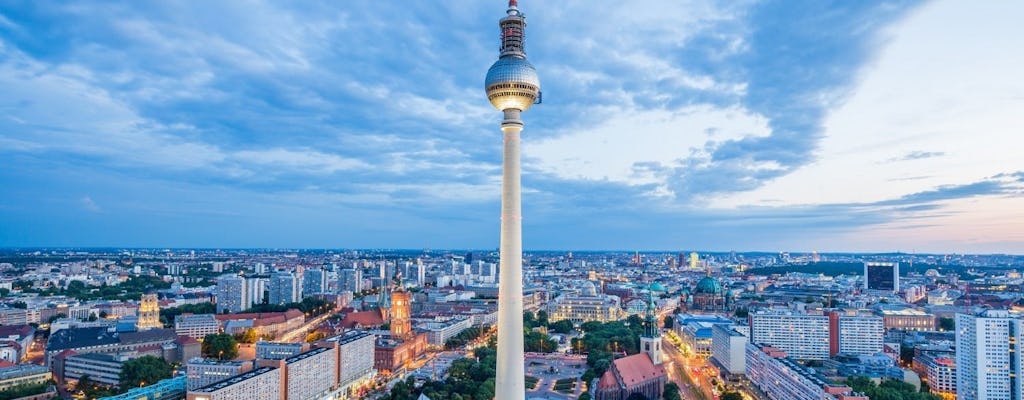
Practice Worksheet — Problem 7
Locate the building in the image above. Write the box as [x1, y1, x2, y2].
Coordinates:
[711, 324, 748, 376]
[592, 353, 667, 400]
[0, 364, 51, 391]
[215, 275, 248, 314]
[246, 278, 266, 309]
[186, 359, 253, 390]
[828, 311, 884, 356]
[864, 262, 899, 292]
[746, 344, 867, 400]
[339, 268, 362, 294]
[302, 268, 327, 298]
[267, 273, 297, 306]
[0, 309, 27, 326]
[677, 316, 734, 358]
[956, 310, 1023, 400]
[878, 308, 936, 331]
[914, 352, 956, 400]
[691, 272, 727, 311]
[175, 314, 220, 340]
[547, 292, 622, 324]
[281, 347, 336, 400]
[62, 352, 139, 386]
[101, 375, 186, 400]
[420, 317, 473, 347]
[0, 325, 36, 362]
[316, 330, 376, 397]
[186, 366, 281, 400]
[254, 342, 305, 360]
[390, 289, 413, 339]
[45, 327, 180, 367]
[214, 310, 304, 339]
[137, 294, 162, 331]
[749, 312, 830, 360]
[826, 353, 904, 380]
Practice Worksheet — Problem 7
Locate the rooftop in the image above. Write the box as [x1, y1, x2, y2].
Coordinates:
[192, 366, 277, 393]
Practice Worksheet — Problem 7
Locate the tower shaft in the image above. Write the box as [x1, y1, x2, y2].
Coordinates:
[496, 109, 525, 400]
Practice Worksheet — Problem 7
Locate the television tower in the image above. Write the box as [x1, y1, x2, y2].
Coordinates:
[485, 1, 540, 399]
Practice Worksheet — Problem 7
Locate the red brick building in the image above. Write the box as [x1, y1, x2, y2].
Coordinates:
[593, 353, 667, 400]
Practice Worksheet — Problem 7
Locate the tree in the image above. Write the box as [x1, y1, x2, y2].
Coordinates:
[119, 356, 172, 388]
[663, 382, 682, 400]
[47, 313, 67, 323]
[938, 317, 954, 331]
[733, 307, 749, 318]
[202, 333, 238, 360]
[236, 328, 259, 344]
[720, 392, 743, 400]
[524, 329, 557, 353]
[536, 310, 549, 326]
[663, 315, 673, 329]
[549, 319, 574, 334]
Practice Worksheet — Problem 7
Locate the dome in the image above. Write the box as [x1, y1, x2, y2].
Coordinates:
[694, 277, 723, 295]
[648, 282, 667, 292]
[485, 57, 540, 111]
[580, 281, 598, 297]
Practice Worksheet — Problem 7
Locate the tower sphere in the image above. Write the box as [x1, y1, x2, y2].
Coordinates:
[485, 57, 540, 111]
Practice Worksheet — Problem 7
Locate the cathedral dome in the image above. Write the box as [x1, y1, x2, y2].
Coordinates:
[694, 277, 723, 295]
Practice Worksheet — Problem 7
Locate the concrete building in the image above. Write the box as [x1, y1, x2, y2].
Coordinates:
[62, 352, 139, 386]
[255, 342, 305, 360]
[711, 324, 748, 376]
[829, 311, 884, 356]
[186, 366, 281, 400]
[186, 359, 254, 390]
[339, 268, 362, 294]
[878, 308, 936, 331]
[746, 344, 867, 400]
[547, 292, 622, 324]
[0, 364, 51, 391]
[175, 314, 220, 340]
[915, 352, 956, 400]
[302, 268, 327, 298]
[268, 273, 297, 306]
[215, 275, 248, 314]
[317, 330, 376, 395]
[246, 278, 266, 309]
[136, 294, 162, 331]
[749, 312, 830, 361]
[956, 310, 1023, 400]
[420, 316, 473, 347]
[282, 347, 336, 400]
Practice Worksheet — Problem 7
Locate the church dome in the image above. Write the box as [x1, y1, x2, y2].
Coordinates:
[694, 277, 723, 295]
[580, 281, 598, 297]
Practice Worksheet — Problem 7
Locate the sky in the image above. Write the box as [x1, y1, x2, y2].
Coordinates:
[1, 1, 1022, 253]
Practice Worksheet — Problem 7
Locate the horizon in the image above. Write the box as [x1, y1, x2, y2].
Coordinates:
[2, 1, 1023, 253]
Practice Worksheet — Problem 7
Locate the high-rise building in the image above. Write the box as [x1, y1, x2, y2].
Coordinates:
[302, 268, 327, 297]
[136, 293, 162, 331]
[749, 312, 830, 360]
[268, 272, 297, 305]
[186, 366, 281, 400]
[484, 1, 540, 399]
[956, 310, 1024, 400]
[415, 259, 426, 287]
[711, 324, 748, 376]
[864, 262, 899, 292]
[339, 268, 362, 293]
[746, 344, 867, 400]
[246, 277, 266, 308]
[186, 359, 254, 390]
[216, 275, 248, 314]
[827, 311, 884, 357]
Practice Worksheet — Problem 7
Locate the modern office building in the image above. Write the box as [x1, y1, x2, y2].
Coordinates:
[175, 314, 220, 340]
[864, 262, 899, 292]
[215, 275, 248, 314]
[711, 324, 748, 376]
[956, 310, 1024, 400]
[186, 366, 281, 400]
[137, 294, 162, 331]
[267, 273, 297, 306]
[186, 359, 254, 390]
[746, 344, 867, 400]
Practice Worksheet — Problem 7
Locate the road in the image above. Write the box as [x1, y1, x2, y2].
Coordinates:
[278, 312, 334, 343]
[663, 335, 716, 400]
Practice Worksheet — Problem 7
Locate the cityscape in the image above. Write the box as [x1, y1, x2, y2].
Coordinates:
[1, 1, 1023, 400]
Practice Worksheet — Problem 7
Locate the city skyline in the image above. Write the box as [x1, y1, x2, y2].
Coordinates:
[1, 1, 1022, 253]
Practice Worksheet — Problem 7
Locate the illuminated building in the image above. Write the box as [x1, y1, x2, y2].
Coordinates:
[136, 293, 162, 331]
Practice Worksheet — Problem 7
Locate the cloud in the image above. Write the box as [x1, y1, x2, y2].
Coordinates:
[80, 196, 101, 213]
[884, 150, 945, 163]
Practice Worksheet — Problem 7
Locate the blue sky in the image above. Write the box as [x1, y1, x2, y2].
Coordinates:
[1, 1, 1022, 253]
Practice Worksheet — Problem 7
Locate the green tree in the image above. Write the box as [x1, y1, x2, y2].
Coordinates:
[524, 329, 557, 353]
[663, 382, 682, 400]
[663, 315, 674, 329]
[720, 392, 743, 400]
[235, 328, 259, 344]
[536, 310, 549, 326]
[938, 317, 954, 331]
[202, 333, 239, 360]
[549, 319, 574, 334]
[119, 356, 173, 388]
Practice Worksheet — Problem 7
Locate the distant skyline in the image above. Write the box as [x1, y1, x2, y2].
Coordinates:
[1, 1, 1022, 253]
